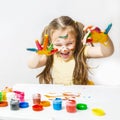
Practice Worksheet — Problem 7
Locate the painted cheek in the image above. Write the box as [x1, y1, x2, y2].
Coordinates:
[68, 45, 75, 51]
[53, 45, 60, 51]
[55, 47, 61, 52]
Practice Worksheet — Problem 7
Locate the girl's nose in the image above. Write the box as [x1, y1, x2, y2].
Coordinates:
[61, 46, 69, 52]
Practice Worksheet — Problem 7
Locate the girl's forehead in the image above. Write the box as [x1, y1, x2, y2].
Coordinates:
[52, 27, 75, 36]
[51, 28, 76, 42]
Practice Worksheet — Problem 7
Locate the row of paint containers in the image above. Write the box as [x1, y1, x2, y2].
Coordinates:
[0, 91, 25, 102]
[32, 93, 87, 112]
[0, 91, 87, 112]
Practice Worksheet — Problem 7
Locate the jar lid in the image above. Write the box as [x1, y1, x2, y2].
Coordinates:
[92, 108, 105, 116]
[0, 101, 8, 107]
[32, 104, 43, 111]
[40, 100, 51, 107]
[76, 103, 87, 110]
[19, 102, 29, 108]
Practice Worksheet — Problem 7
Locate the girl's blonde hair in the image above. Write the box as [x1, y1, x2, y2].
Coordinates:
[36, 16, 89, 85]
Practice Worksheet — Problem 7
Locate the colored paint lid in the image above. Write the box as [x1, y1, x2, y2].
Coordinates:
[92, 108, 105, 116]
[32, 104, 43, 111]
[19, 102, 29, 108]
[76, 103, 88, 110]
[0, 101, 8, 107]
[40, 100, 51, 107]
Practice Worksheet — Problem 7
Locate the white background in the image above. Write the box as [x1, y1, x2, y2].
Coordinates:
[0, 0, 120, 89]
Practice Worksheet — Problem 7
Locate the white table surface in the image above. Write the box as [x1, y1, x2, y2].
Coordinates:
[0, 84, 120, 120]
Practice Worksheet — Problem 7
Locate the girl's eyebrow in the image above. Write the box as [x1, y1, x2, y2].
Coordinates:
[54, 41, 62, 44]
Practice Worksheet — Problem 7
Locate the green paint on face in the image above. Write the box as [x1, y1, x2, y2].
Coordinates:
[59, 34, 68, 39]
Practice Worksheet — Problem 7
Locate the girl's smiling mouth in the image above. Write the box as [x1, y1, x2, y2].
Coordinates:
[60, 52, 70, 58]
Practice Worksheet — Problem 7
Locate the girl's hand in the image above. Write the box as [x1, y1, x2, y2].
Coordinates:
[82, 24, 112, 46]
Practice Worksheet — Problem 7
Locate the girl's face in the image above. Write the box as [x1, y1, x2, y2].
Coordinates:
[52, 29, 76, 61]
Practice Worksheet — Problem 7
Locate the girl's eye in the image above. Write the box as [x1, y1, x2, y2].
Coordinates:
[55, 44, 62, 47]
[67, 43, 72, 45]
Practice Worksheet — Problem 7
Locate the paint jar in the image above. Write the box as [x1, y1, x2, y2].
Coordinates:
[0, 92, 7, 101]
[2, 92, 7, 100]
[18, 92, 24, 102]
[14, 91, 25, 102]
[66, 99, 76, 113]
[0, 92, 2, 102]
[10, 99, 19, 110]
[53, 98, 62, 110]
[32, 93, 41, 104]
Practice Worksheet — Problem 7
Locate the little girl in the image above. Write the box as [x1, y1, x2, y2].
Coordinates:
[27, 16, 114, 85]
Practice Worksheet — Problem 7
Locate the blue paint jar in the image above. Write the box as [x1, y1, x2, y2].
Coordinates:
[53, 98, 62, 110]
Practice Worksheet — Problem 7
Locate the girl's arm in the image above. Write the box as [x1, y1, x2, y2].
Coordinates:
[85, 36, 114, 58]
[27, 53, 47, 68]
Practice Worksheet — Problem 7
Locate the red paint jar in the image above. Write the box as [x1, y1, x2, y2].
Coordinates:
[66, 99, 76, 113]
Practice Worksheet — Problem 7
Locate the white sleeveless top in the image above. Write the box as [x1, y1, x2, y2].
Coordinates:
[52, 54, 75, 85]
